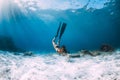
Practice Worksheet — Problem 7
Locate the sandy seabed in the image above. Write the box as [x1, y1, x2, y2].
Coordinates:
[0, 50, 120, 80]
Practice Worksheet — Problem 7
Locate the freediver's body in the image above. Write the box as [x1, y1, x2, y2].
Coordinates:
[52, 22, 68, 56]
[52, 36, 68, 56]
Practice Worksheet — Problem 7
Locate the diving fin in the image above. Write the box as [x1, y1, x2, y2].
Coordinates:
[55, 22, 62, 37]
[59, 22, 67, 39]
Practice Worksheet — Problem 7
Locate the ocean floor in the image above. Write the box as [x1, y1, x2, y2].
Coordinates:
[0, 50, 120, 80]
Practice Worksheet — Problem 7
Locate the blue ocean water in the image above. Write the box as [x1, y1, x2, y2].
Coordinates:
[0, 0, 120, 52]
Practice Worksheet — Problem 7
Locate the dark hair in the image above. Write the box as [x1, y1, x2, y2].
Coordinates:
[61, 45, 68, 53]
[61, 45, 66, 48]
[56, 45, 59, 48]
